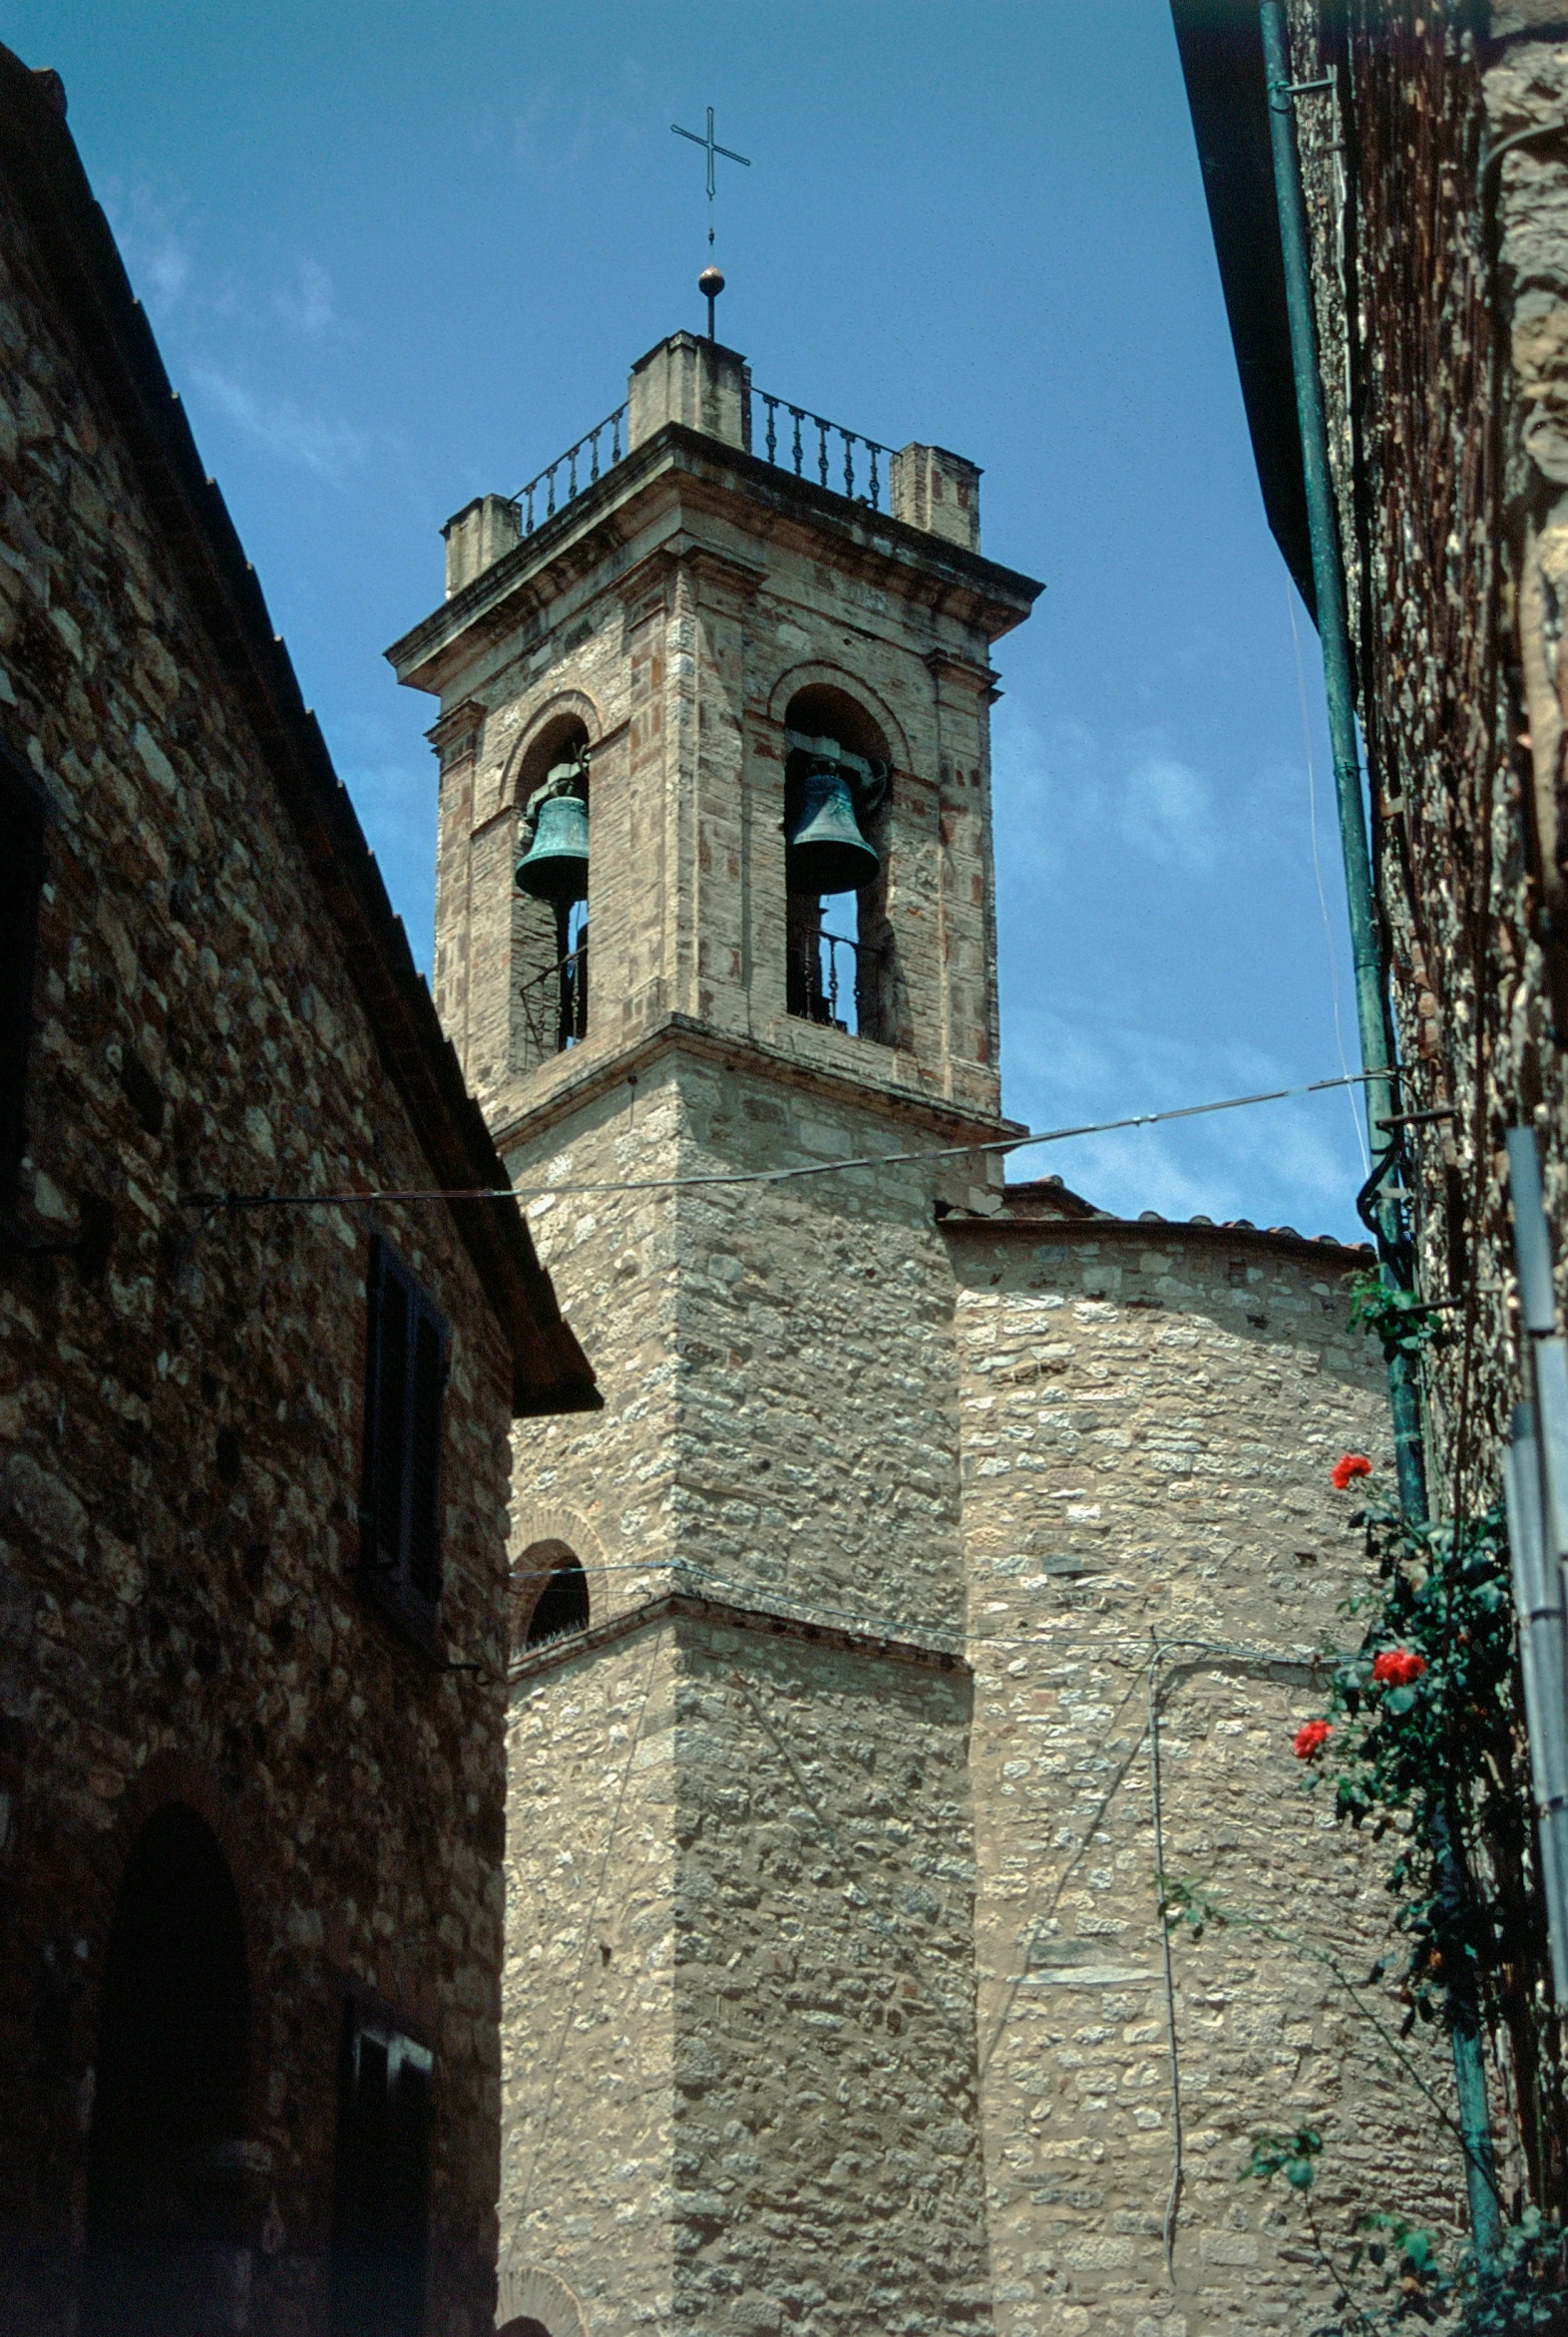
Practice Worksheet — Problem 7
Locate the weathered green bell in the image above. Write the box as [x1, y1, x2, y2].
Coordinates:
[516, 783, 588, 903]
[785, 764, 879, 896]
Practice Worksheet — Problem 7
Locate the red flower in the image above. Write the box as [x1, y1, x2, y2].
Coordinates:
[1294, 1719, 1333, 1760]
[1372, 1648, 1426, 1689]
[1331, 1453, 1373, 1490]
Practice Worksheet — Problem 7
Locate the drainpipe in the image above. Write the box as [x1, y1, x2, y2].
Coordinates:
[1259, 0, 1502, 2269]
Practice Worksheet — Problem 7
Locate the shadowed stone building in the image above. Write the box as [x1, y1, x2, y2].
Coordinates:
[1172, 0, 1568, 2259]
[0, 48, 593, 2337]
[393, 325, 1453, 2335]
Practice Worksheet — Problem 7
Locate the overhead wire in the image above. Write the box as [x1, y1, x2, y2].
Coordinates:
[184, 1066, 1381, 1212]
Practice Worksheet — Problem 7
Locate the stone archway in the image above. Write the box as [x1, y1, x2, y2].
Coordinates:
[80, 1802, 251, 2337]
[496, 2258, 588, 2336]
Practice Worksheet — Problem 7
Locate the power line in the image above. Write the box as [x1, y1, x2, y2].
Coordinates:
[183, 1067, 1380, 1213]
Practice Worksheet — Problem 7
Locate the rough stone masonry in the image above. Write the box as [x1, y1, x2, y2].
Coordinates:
[392, 323, 1445, 2336]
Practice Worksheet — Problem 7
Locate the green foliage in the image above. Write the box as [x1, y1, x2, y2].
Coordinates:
[1156, 1872, 1226, 1942]
[1245, 2126, 1324, 2190]
[1303, 1502, 1518, 2026]
[1351, 1271, 1444, 1363]
[1461, 2207, 1568, 2331]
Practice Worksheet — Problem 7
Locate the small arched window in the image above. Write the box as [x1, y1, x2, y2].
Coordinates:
[514, 1538, 590, 1652]
[781, 684, 894, 1044]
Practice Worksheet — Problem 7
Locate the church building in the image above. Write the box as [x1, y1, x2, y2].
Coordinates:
[392, 322, 1453, 2336]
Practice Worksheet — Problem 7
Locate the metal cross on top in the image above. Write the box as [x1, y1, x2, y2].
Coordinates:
[670, 106, 750, 247]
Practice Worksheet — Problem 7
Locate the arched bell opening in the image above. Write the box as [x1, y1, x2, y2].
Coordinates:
[781, 684, 895, 1045]
[513, 715, 591, 1070]
[81, 1803, 252, 2337]
[513, 1538, 591, 1655]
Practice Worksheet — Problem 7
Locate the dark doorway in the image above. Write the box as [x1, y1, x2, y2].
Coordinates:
[329, 2006, 432, 2337]
[81, 1803, 251, 2337]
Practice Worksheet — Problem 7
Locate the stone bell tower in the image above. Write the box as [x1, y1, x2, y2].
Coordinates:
[389, 327, 1040, 2337]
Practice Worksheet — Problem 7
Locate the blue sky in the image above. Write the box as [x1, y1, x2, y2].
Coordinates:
[6, 0, 1371, 1239]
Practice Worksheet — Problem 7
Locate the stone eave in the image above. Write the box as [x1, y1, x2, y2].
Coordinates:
[387, 422, 1044, 696]
[0, 40, 598, 1420]
[487, 1010, 1020, 1167]
[508, 1586, 967, 1686]
[940, 1208, 1373, 1272]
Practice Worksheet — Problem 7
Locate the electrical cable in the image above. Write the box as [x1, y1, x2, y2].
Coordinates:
[1148, 1640, 1185, 2283]
[183, 1067, 1380, 1213]
[508, 1553, 1336, 1671]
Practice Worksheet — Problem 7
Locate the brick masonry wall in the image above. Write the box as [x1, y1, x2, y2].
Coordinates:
[948, 1219, 1460, 2336]
[0, 177, 518, 2334]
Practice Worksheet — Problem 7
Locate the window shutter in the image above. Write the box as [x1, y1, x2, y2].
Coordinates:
[406, 1300, 447, 1608]
[360, 1239, 449, 1627]
[0, 751, 47, 1206]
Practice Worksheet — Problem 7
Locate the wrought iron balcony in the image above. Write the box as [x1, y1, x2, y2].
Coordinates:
[751, 391, 893, 512]
[506, 384, 894, 545]
[511, 408, 626, 537]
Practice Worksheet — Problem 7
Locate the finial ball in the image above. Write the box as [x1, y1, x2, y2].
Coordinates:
[698, 265, 725, 298]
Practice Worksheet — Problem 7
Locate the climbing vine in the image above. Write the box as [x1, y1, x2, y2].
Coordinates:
[1235, 1465, 1568, 2327]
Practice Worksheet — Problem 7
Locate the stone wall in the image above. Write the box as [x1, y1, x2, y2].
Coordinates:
[392, 363, 1037, 1153]
[947, 1214, 1457, 2336]
[501, 1628, 679, 2334]
[0, 127, 523, 2337]
[501, 1606, 990, 2337]
[1285, 0, 1568, 1577]
[1282, 0, 1568, 2211]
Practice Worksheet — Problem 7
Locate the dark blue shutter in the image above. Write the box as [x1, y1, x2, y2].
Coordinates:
[361, 1240, 448, 1627]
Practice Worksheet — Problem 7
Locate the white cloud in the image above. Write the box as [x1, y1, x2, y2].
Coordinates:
[274, 257, 335, 336]
[1119, 754, 1217, 873]
[102, 182, 193, 317]
[997, 993, 1366, 1239]
[189, 367, 371, 481]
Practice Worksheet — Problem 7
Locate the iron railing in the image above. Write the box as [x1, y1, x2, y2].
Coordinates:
[507, 383, 891, 546]
[512, 407, 626, 537]
[519, 943, 588, 1059]
[752, 391, 893, 512]
[788, 929, 886, 1038]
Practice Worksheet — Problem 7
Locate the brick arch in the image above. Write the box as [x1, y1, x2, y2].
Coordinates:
[508, 1501, 610, 1646]
[504, 689, 605, 808]
[496, 2259, 588, 2336]
[762, 659, 913, 779]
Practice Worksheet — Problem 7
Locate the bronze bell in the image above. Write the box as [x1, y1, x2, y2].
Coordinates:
[516, 774, 588, 904]
[785, 763, 879, 896]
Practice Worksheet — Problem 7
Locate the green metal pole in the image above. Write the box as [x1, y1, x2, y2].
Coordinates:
[1259, 0, 1501, 2269]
